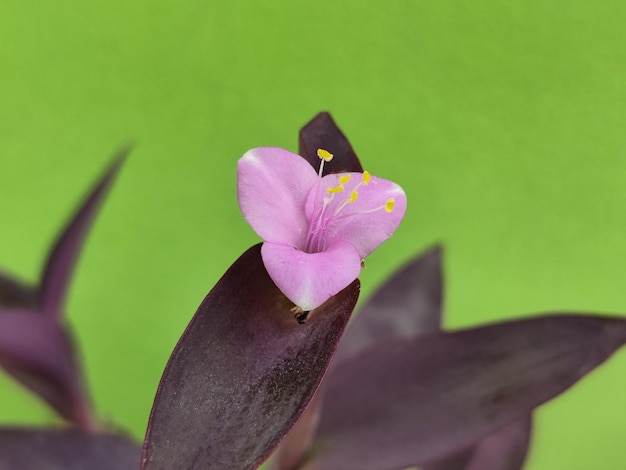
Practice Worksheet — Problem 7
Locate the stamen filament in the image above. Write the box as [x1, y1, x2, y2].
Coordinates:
[334, 197, 395, 221]
[333, 189, 359, 217]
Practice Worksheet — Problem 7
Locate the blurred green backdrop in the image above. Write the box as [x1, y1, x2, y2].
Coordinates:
[1, 1, 625, 468]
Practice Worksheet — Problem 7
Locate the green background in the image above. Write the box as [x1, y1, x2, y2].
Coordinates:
[1, 1, 625, 468]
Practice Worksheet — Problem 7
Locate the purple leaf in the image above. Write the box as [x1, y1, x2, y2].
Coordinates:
[305, 314, 626, 470]
[0, 428, 140, 470]
[333, 245, 443, 364]
[333, 245, 532, 469]
[0, 310, 92, 428]
[141, 244, 359, 470]
[0, 272, 37, 309]
[463, 416, 532, 470]
[421, 417, 532, 470]
[39, 148, 128, 317]
[270, 393, 324, 470]
[299, 112, 363, 175]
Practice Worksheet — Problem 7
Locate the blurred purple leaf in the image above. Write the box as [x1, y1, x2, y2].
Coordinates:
[462, 417, 532, 470]
[299, 112, 363, 175]
[39, 148, 129, 317]
[0, 428, 140, 470]
[333, 245, 443, 364]
[0, 310, 92, 428]
[0, 272, 37, 309]
[334, 245, 532, 470]
[305, 314, 626, 470]
[336, 244, 531, 470]
[141, 244, 360, 470]
[0, 149, 127, 427]
[422, 417, 532, 470]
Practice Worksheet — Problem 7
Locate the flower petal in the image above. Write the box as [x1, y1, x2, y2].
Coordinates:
[261, 241, 361, 311]
[238, 147, 319, 248]
[306, 172, 407, 258]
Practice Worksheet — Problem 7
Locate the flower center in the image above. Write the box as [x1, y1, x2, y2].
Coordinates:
[303, 149, 396, 253]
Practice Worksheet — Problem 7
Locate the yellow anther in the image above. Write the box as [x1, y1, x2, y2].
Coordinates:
[317, 149, 334, 162]
[349, 190, 359, 203]
[385, 198, 395, 213]
[327, 185, 345, 194]
[362, 171, 371, 185]
[339, 174, 351, 185]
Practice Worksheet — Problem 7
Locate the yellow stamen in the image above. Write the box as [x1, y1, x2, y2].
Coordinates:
[339, 174, 351, 185]
[317, 148, 334, 162]
[349, 190, 359, 203]
[327, 185, 345, 194]
[385, 198, 395, 213]
[362, 171, 371, 185]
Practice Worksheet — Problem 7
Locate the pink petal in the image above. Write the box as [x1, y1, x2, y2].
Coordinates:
[237, 147, 318, 248]
[306, 172, 407, 258]
[261, 241, 361, 311]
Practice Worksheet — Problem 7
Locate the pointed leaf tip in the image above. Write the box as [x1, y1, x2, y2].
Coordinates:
[306, 314, 626, 470]
[39, 146, 131, 317]
[142, 244, 359, 470]
[299, 112, 363, 175]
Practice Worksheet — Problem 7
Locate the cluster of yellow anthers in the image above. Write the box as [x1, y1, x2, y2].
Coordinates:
[316, 148, 395, 214]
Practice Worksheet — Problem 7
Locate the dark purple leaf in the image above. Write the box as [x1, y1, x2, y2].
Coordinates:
[0, 272, 37, 309]
[463, 416, 532, 470]
[305, 314, 626, 470]
[39, 147, 129, 317]
[333, 245, 532, 470]
[333, 244, 531, 470]
[299, 112, 363, 175]
[270, 393, 324, 470]
[0, 311, 92, 428]
[0, 428, 140, 470]
[271, 246, 444, 470]
[421, 447, 474, 470]
[141, 244, 360, 470]
[421, 417, 532, 470]
[333, 245, 443, 364]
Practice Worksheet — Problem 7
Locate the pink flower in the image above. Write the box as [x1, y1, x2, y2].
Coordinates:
[237, 147, 406, 312]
